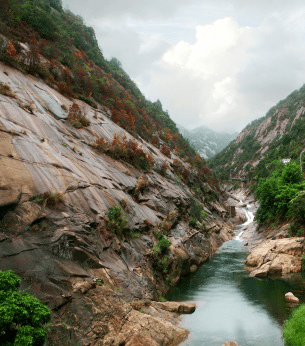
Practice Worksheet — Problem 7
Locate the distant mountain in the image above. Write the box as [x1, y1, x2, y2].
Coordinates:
[209, 84, 305, 181]
[178, 125, 238, 160]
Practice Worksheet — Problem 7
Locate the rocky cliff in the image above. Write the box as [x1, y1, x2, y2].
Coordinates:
[0, 62, 235, 345]
[209, 84, 305, 180]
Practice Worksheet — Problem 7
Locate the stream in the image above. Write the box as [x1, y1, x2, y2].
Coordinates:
[167, 203, 305, 346]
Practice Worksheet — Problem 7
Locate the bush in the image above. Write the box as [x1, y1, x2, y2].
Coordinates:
[31, 192, 63, 208]
[95, 134, 154, 172]
[67, 103, 90, 128]
[0, 82, 15, 98]
[150, 233, 171, 274]
[188, 198, 208, 229]
[283, 304, 305, 346]
[106, 205, 128, 238]
[0, 270, 51, 345]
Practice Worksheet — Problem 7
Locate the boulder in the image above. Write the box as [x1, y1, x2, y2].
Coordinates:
[223, 341, 240, 346]
[153, 301, 196, 314]
[245, 238, 304, 277]
[285, 292, 299, 303]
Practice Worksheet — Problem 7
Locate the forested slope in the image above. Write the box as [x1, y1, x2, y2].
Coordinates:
[209, 84, 305, 182]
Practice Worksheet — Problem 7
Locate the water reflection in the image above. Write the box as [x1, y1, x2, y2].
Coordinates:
[167, 239, 303, 346]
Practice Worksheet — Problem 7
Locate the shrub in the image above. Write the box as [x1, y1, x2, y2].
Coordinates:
[31, 192, 63, 208]
[135, 176, 148, 195]
[283, 304, 305, 346]
[159, 210, 178, 234]
[95, 135, 154, 172]
[188, 198, 208, 229]
[106, 205, 129, 238]
[0, 82, 15, 98]
[67, 103, 90, 128]
[0, 270, 51, 345]
[150, 233, 171, 274]
[160, 144, 171, 158]
[159, 162, 169, 176]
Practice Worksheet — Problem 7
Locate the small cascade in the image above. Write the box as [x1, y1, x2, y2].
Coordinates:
[235, 203, 254, 241]
[167, 196, 296, 346]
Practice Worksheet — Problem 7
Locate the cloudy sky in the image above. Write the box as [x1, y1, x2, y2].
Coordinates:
[62, 0, 305, 133]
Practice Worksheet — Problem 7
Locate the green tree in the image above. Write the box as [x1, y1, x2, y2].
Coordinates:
[255, 161, 305, 225]
[0, 270, 51, 346]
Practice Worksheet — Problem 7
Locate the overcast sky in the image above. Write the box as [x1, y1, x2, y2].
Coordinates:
[62, 0, 305, 133]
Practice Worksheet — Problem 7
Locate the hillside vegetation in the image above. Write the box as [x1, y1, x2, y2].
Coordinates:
[0, 0, 217, 195]
[209, 84, 305, 182]
[209, 81, 305, 233]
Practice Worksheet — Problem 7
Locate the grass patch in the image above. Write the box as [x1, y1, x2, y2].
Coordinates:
[283, 304, 305, 346]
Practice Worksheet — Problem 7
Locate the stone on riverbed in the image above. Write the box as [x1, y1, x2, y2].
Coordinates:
[285, 292, 299, 303]
[153, 301, 196, 314]
[223, 341, 240, 346]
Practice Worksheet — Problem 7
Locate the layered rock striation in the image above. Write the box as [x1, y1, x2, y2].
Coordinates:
[0, 62, 234, 345]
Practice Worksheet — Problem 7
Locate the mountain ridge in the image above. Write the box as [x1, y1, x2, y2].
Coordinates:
[178, 124, 237, 160]
[209, 83, 305, 182]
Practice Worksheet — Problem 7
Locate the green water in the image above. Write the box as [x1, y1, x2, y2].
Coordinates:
[167, 239, 305, 346]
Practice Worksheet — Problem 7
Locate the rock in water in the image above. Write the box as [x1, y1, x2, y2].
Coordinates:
[285, 292, 299, 303]
[223, 341, 240, 346]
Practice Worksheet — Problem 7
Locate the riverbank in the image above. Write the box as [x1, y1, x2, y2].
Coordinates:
[168, 190, 305, 345]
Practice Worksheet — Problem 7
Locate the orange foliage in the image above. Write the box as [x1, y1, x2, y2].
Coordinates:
[164, 128, 172, 141]
[160, 144, 171, 158]
[151, 136, 159, 147]
[6, 41, 17, 60]
[95, 134, 154, 171]
[75, 50, 82, 59]
[67, 102, 90, 128]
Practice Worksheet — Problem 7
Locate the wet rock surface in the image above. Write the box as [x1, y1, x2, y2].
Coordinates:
[0, 62, 235, 345]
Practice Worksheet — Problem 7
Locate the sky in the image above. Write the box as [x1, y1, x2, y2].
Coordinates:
[62, 0, 305, 133]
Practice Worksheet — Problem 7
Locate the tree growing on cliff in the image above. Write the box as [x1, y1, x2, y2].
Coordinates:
[0, 270, 51, 346]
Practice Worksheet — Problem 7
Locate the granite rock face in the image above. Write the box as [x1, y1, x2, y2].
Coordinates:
[245, 237, 304, 277]
[0, 62, 234, 345]
[285, 292, 300, 303]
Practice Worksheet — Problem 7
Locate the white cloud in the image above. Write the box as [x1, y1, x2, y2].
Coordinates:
[62, 0, 305, 133]
[154, 18, 255, 131]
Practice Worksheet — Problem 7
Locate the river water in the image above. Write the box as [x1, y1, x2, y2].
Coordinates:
[167, 205, 304, 346]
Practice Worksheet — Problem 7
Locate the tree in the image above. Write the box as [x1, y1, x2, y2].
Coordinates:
[48, 0, 63, 12]
[255, 160, 305, 225]
[0, 270, 51, 346]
